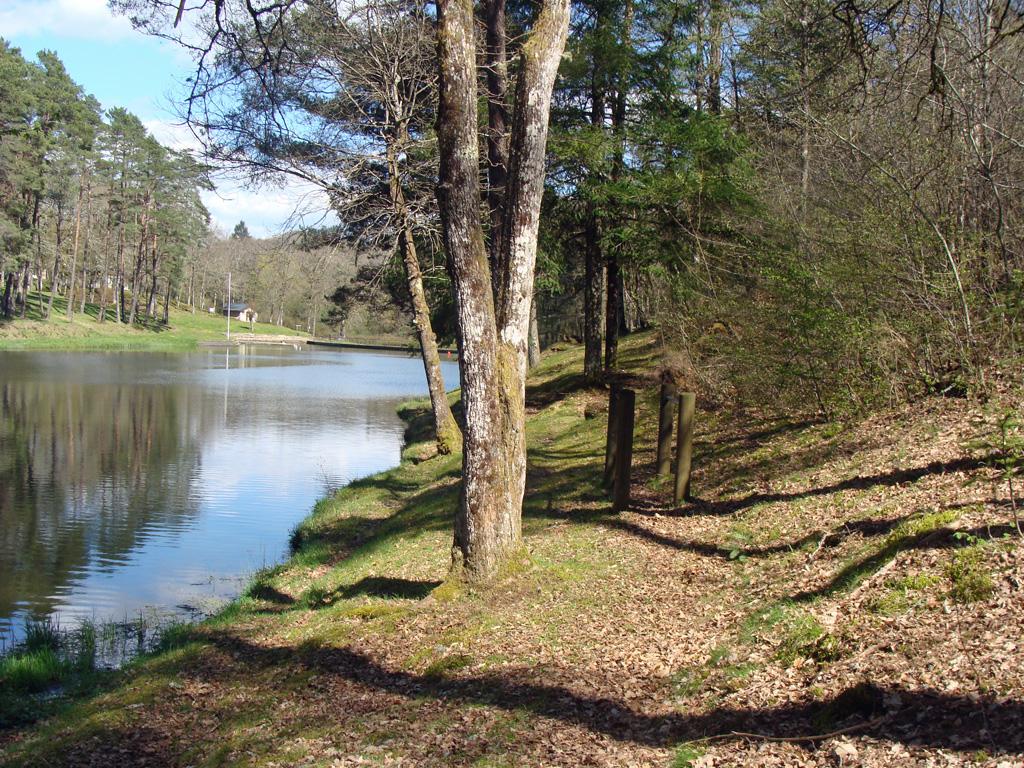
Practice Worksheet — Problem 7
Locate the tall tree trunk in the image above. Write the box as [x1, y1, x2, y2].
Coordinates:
[98, 274, 107, 322]
[128, 214, 148, 326]
[604, 254, 622, 371]
[603, 0, 632, 373]
[2, 271, 14, 319]
[98, 228, 111, 323]
[32, 192, 43, 312]
[387, 140, 462, 455]
[484, 0, 510, 303]
[583, 214, 604, 379]
[706, 0, 723, 114]
[163, 276, 171, 324]
[19, 262, 29, 318]
[115, 222, 124, 323]
[528, 293, 541, 368]
[436, 0, 569, 583]
[147, 234, 159, 319]
[45, 200, 66, 320]
[799, 0, 811, 221]
[66, 177, 87, 320]
[583, 52, 606, 381]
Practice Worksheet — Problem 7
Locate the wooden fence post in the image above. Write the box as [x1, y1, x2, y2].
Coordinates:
[656, 380, 677, 476]
[612, 388, 636, 512]
[603, 384, 621, 487]
[674, 392, 696, 505]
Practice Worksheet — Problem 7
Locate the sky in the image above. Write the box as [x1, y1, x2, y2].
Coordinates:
[0, 0, 332, 238]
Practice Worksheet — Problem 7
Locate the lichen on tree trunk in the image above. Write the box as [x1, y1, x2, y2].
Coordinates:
[436, 0, 569, 583]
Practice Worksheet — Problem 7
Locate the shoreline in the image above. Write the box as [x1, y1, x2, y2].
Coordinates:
[0, 389, 437, 727]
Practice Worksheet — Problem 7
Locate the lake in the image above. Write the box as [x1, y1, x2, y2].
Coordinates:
[0, 345, 459, 647]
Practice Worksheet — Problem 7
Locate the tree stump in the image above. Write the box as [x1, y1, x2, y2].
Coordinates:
[603, 384, 622, 488]
[612, 388, 636, 512]
[656, 380, 677, 476]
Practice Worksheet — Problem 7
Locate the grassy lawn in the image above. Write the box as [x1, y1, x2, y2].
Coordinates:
[0, 293, 305, 351]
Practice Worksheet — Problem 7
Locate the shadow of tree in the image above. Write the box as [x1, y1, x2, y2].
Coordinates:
[191, 633, 1023, 755]
[602, 514, 1016, 566]
[335, 577, 441, 601]
[789, 522, 1019, 601]
[16, 723, 179, 767]
[290, 469, 460, 562]
[706, 417, 825, 453]
[634, 456, 987, 518]
[398, 400, 466, 445]
[2, 292, 172, 332]
[525, 370, 592, 409]
[247, 584, 295, 605]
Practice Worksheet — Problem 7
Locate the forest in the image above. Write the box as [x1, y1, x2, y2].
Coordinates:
[0, 44, 371, 335]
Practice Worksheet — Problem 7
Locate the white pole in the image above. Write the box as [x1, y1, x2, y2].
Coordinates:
[226, 270, 232, 340]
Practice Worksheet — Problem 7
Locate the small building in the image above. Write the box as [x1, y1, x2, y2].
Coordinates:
[223, 303, 258, 323]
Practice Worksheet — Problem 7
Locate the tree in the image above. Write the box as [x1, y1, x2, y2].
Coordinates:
[434, 0, 570, 579]
[0, 45, 212, 326]
[140, 0, 570, 579]
[231, 220, 251, 240]
[0, 41, 36, 318]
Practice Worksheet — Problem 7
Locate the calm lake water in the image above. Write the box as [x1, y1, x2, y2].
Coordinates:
[0, 345, 459, 645]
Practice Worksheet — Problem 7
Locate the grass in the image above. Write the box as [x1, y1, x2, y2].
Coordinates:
[0, 292, 306, 351]
[671, 744, 707, 767]
[870, 572, 940, 615]
[0, 649, 67, 694]
[947, 544, 996, 603]
[0, 619, 101, 728]
[0, 613, 209, 730]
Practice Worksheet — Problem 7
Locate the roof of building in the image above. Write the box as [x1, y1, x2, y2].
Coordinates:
[225, 303, 251, 312]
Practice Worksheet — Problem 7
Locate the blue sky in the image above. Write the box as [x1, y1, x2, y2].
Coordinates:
[0, 0, 330, 238]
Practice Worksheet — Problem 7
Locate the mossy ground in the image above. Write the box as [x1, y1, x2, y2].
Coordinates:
[1, 333, 1021, 766]
[0, 293, 305, 351]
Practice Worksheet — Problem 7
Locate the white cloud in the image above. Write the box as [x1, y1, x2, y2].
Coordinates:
[143, 119, 337, 237]
[143, 118, 203, 152]
[0, 0, 135, 41]
[202, 177, 337, 239]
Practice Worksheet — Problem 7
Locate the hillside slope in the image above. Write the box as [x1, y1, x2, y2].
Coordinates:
[0, 294, 305, 351]
[1, 334, 1021, 767]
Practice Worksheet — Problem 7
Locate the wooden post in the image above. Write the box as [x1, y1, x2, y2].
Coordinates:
[656, 380, 677, 476]
[603, 384, 621, 487]
[612, 388, 636, 512]
[674, 392, 696, 505]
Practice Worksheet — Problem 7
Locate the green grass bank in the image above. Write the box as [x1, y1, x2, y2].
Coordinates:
[0, 293, 305, 351]
[1, 333, 1022, 766]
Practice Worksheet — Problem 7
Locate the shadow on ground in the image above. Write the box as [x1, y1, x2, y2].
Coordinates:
[163, 634, 1024, 760]
[1, 293, 171, 331]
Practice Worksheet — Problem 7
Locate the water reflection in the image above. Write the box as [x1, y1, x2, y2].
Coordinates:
[0, 346, 457, 640]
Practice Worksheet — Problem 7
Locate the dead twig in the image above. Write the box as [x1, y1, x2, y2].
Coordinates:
[848, 556, 900, 602]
